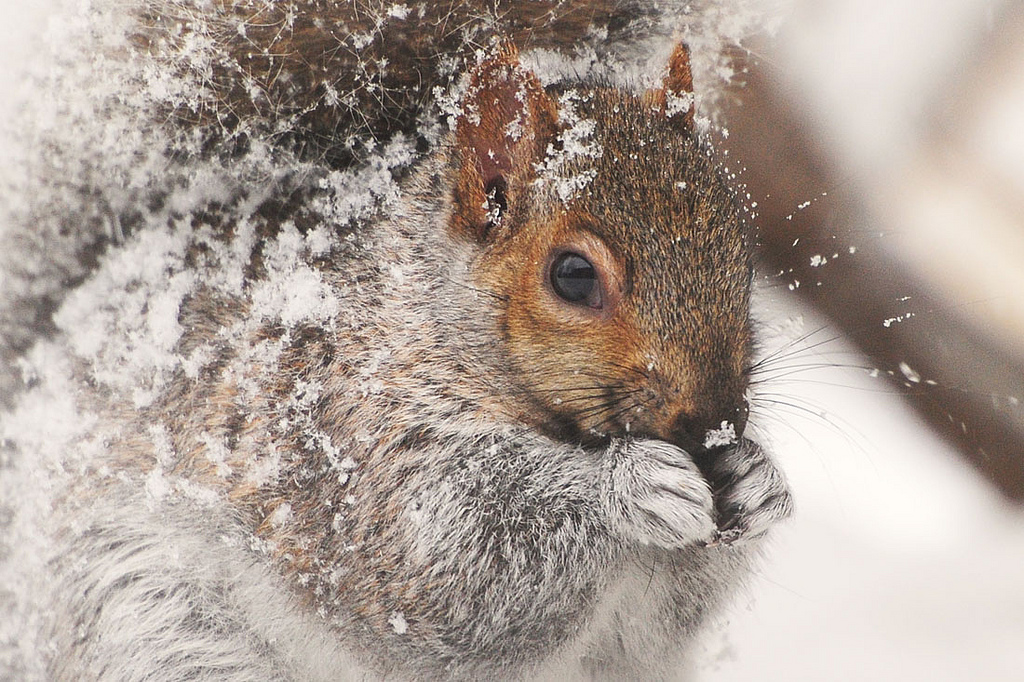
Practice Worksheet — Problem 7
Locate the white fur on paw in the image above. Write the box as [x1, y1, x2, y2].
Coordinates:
[603, 439, 716, 549]
[710, 439, 793, 543]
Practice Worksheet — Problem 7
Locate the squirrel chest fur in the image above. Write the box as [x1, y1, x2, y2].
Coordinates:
[19, 21, 793, 682]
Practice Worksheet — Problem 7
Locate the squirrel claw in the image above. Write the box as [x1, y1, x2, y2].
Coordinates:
[704, 439, 793, 545]
[703, 527, 744, 548]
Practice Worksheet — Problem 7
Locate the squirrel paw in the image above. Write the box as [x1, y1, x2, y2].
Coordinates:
[703, 439, 793, 546]
[603, 439, 717, 549]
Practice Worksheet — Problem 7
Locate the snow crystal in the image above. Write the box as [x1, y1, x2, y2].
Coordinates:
[322, 81, 341, 107]
[898, 361, 922, 384]
[245, 442, 283, 489]
[664, 90, 695, 119]
[534, 91, 603, 204]
[52, 224, 196, 407]
[199, 432, 233, 478]
[269, 503, 293, 528]
[181, 343, 216, 381]
[349, 32, 373, 50]
[704, 421, 737, 449]
[389, 611, 409, 635]
[313, 135, 415, 225]
[304, 226, 335, 257]
[145, 467, 172, 503]
[883, 312, 915, 328]
[147, 424, 176, 469]
[522, 47, 601, 87]
[387, 4, 411, 20]
[250, 266, 340, 328]
[172, 477, 224, 508]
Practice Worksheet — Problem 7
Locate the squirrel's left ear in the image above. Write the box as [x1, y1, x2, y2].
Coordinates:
[451, 44, 558, 244]
[646, 42, 696, 130]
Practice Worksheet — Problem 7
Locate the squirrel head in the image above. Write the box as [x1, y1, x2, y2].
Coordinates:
[449, 44, 751, 456]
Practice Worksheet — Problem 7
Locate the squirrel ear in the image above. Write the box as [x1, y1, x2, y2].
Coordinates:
[452, 43, 558, 243]
[645, 42, 696, 130]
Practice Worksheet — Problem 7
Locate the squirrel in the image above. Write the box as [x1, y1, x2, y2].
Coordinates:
[1, 3, 793, 681]
[0, 0, 742, 406]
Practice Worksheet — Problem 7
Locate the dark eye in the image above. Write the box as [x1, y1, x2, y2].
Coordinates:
[550, 252, 601, 308]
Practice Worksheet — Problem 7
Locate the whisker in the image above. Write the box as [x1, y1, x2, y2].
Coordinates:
[591, 393, 657, 433]
[571, 390, 649, 425]
[749, 361, 875, 384]
[606, 360, 650, 380]
[572, 397, 632, 420]
[439, 275, 507, 303]
[552, 393, 618, 407]
[746, 323, 838, 374]
[748, 340, 851, 377]
[527, 384, 626, 396]
[750, 394, 871, 457]
[592, 403, 644, 434]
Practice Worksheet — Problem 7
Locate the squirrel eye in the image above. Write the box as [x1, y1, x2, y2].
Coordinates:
[550, 252, 601, 308]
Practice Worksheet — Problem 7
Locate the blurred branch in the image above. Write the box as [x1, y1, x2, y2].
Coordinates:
[723, 63, 1024, 502]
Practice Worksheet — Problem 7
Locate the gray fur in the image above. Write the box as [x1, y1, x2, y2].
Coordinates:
[24, 120, 792, 680]
[0, 2, 793, 680]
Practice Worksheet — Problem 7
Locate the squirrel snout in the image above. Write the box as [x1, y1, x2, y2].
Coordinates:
[669, 401, 749, 456]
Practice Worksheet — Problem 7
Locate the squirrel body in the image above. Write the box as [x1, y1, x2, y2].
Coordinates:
[1, 3, 793, 681]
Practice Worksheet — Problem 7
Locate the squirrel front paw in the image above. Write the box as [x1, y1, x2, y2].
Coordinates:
[602, 439, 717, 549]
[703, 439, 794, 546]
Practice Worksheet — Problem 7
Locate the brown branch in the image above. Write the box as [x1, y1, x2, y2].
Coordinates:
[723, 65, 1024, 502]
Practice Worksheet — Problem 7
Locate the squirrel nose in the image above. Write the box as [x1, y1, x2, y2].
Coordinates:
[670, 402, 749, 456]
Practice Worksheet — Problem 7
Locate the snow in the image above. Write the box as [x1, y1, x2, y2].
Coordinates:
[704, 421, 738, 449]
[534, 91, 604, 203]
[3, 0, 1021, 681]
[389, 611, 409, 635]
[54, 224, 195, 407]
[268, 502, 293, 528]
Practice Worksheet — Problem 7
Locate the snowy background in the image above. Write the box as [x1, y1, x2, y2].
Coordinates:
[1, 0, 1022, 680]
[704, 298, 1024, 681]
[705, 1, 1024, 679]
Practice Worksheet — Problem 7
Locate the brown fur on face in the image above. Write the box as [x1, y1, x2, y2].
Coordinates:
[454, 53, 752, 452]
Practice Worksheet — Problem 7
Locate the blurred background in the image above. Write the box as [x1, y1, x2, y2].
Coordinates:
[707, 0, 1024, 679]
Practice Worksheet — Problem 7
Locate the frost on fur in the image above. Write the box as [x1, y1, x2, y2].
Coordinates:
[534, 91, 604, 204]
[0, 1, 790, 679]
